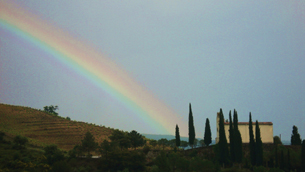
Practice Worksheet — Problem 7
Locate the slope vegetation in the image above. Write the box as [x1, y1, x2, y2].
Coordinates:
[0, 103, 113, 151]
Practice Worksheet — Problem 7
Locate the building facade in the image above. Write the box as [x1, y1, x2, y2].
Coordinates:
[215, 113, 273, 143]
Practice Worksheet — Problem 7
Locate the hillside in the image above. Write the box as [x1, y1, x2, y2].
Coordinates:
[0, 103, 113, 151]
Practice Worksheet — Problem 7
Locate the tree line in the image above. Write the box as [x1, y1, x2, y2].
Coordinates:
[174, 104, 305, 169]
[2, 103, 305, 171]
[174, 103, 212, 150]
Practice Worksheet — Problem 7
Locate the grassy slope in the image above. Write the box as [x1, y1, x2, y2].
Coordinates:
[0, 103, 113, 151]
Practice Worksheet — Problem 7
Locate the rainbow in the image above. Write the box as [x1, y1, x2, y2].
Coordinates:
[0, 1, 187, 135]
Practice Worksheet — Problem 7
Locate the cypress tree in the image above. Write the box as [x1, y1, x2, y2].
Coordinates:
[291, 125, 302, 145]
[233, 110, 243, 163]
[175, 124, 180, 147]
[203, 118, 212, 146]
[229, 111, 235, 162]
[249, 112, 256, 166]
[218, 108, 229, 166]
[255, 120, 263, 166]
[188, 103, 195, 148]
[301, 140, 305, 171]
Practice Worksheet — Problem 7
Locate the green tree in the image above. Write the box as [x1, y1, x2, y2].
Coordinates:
[13, 135, 28, 149]
[100, 140, 112, 159]
[149, 140, 157, 148]
[44, 144, 64, 165]
[128, 130, 146, 149]
[255, 121, 263, 166]
[158, 138, 169, 150]
[168, 139, 176, 147]
[71, 144, 84, 157]
[43, 105, 59, 116]
[180, 140, 189, 148]
[109, 129, 131, 150]
[175, 124, 181, 147]
[218, 108, 229, 166]
[81, 131, 98, 157]
[301, 140, 305, 171]
[229, 111, 235, 162]
[188, 103, 195, 148]
[203, 118, 212, 146]
[248, 112, 256, 166]
[233, 110, 243, 163]
[291, 125, 302, 145]
[273, 136, 282, 145]
[154, 151, 171, 172]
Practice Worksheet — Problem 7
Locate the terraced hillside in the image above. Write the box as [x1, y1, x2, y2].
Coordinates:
[0, 103, 114, 151]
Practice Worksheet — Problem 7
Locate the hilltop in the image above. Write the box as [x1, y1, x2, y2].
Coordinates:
[0, 103, 113, 151]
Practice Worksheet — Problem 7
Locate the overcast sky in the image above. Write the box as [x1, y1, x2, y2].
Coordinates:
[1, 0, 305, 141]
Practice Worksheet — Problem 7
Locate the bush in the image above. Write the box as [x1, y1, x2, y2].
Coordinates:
[274, 136, 282, 145]
[149, 165, 159, 172]
[189, 157, 217, 172]
[43, 105, 59, 116]
[168, 152, 189, 172]
[142, 145, 151, 155]
[98, 150, 146, 172]
[13, 135, 28, 149]
[44, 145, 64, 165]
[153, 151, 171, 172]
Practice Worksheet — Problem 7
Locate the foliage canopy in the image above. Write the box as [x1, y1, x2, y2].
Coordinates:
[188, 103, 195, 148]
[43, 105, 59, 116]
[291, 126, 302, 145]
[128, 130, 146, 149]
[204, 118, 212, 146]
[81, 131, 98, 156]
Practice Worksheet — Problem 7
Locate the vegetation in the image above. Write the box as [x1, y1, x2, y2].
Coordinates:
[255, 121, 263, 166]
[81, 131, 98, 156]
[273, 136, 282, 145]
[43, 105, 59, 116]
[233, 110, 242, 163]
[203, 118, 211, 146]
[1, 125, 304, 172]
[175, 125, 180, 147]
[217, 108, 229, 166]
[158, 139, 169, 150]
[44, 144, 64, 165]
[128, 130, 146, 149]
[229, 111, 235, 162]
[109, 130, 131, 150]
[1, 103, 304, 172]
[301, 140, 305, 172]
[188, 103, 195, 148]
[13, 135, 28, 150]
[291, 126, 302, 145]
[249, 112, 256, 165]
[0, 103, 113, 151]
